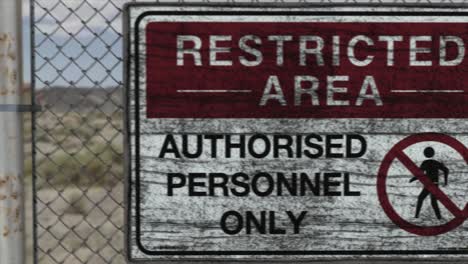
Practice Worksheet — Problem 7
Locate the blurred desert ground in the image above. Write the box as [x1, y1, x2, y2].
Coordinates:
[23, 85, 126, 263]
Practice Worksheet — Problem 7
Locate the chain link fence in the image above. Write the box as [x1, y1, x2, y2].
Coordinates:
[30, 0, 460, 263]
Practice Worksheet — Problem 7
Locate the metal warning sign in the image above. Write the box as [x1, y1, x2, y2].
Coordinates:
[124, 4, 468, 261]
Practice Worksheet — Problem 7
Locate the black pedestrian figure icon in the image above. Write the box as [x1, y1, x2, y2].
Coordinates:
[409, 147, 449, 220]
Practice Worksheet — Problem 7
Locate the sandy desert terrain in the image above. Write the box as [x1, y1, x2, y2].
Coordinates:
[24, 87, 126, 263]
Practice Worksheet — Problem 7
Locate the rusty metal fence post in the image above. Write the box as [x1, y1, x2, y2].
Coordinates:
[0, 0, 24, 263]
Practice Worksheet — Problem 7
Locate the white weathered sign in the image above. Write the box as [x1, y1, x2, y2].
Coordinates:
[125, 4, 467, 262]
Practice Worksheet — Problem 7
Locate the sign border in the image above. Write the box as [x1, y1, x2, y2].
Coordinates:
[124, 4, 468, 260]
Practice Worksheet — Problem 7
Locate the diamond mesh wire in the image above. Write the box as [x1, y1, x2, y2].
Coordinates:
[31, 0, 459, 263]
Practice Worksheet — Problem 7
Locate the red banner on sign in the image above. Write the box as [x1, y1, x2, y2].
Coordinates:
[145, 22, 468, 118]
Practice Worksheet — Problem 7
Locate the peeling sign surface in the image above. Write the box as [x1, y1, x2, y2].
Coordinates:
[125, 5, 468, 262]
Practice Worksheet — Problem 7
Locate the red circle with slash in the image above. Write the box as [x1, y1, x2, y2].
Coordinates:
[377, 133, 468, 236]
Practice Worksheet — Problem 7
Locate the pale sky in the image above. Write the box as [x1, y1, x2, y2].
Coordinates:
[23, 0, 128, 88]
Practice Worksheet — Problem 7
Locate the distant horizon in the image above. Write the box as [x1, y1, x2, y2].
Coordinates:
[35, 84, 122, 89]
[23, 0, 124, 88]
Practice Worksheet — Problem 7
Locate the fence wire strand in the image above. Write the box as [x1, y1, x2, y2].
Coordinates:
[31, 0, 459, 263]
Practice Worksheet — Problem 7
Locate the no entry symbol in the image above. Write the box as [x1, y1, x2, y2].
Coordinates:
[377, 133, 468, 236]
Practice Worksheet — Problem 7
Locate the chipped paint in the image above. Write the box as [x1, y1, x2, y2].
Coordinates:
[0, 0, 24, 263]
[0, 32, 17, 96]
